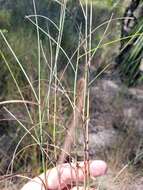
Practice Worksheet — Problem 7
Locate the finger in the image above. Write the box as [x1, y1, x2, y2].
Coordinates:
[21, 160, 107, 190]
[89, 160, 107, 177]
[46, 160, 107, 189]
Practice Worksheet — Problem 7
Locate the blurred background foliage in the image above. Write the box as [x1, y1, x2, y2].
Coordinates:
[0, 0, 121, 96]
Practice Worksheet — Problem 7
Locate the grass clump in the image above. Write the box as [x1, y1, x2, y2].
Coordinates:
[0, 0, 143, 190]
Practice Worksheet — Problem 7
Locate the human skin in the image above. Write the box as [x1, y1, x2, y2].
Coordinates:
[21, 160, 107, 190]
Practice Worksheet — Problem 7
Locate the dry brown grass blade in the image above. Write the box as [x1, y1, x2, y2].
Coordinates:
[58, 78, 85, 164]
[0, 100, 39, 106]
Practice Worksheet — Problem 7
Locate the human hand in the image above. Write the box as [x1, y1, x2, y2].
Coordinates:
[21, 160, 107, 190]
